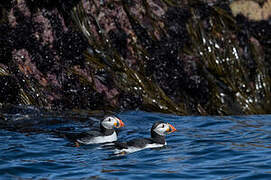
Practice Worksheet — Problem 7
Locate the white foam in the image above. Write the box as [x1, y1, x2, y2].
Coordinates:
[46, 137, 63, 141]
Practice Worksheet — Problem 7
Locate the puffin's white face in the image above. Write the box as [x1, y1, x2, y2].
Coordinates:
[101, 116, 125, 129]
[153, 123, 176, 136]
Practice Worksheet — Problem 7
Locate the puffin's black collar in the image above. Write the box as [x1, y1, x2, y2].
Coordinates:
[151, 131, 166, 144]
[100, 124, 115, 136]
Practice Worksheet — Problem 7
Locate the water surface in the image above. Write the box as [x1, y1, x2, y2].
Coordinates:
[0, 110, 271, 179]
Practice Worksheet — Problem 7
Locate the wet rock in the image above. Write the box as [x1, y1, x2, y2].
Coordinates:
[0, 76, 19, 104]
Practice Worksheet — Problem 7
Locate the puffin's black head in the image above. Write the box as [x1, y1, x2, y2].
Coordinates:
[100, 116, 125, 129]
[151, 121, 176, 137]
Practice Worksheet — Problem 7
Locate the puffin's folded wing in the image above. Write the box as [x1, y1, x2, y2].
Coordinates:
[114, 141, 129, 149]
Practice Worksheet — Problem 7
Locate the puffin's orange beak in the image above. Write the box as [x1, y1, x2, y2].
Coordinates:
[167, 123, 176, 134]
[115, 118, 125, 128]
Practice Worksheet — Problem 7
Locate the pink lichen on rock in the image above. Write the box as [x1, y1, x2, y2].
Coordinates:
[33, 9, 54, 47]
[17, 0, 31, 17]
[94, 77, 119, 105]
[12, 49, 48, 87]
[73, 65, 93, 83]
[8, 0, 30, 27]
[147, 0, 166, 17]
[8, 8, 17, 27]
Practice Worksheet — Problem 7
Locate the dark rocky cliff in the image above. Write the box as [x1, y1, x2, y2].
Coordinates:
[1, 0, 271, 115]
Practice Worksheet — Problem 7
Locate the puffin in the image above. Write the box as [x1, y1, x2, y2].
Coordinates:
[60, 116, 125, 146]
[114, 121, 176, 154]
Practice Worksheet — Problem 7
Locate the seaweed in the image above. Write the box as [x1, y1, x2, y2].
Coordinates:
[71, 1, 188, 115]
[187, 6, 271, 115]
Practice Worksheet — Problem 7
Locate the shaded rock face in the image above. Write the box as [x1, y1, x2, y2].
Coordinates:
[0, 0, 271, 115]
[0, 0, 103, 110]
[108, 28, 128, 59]
[0, 76, 19, 104]
[146, 7, 209, 108]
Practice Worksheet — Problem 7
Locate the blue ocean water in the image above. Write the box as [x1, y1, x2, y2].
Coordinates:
[0, 110, 271, 179]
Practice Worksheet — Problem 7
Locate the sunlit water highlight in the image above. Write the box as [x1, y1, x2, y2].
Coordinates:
[1, 110, 271, 179]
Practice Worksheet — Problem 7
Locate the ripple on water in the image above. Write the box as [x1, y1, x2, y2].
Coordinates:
[1, 111, 271, 179]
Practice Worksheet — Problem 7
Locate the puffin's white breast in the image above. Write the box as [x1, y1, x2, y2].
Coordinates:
[114, 142, 166, 154]
[77, 131, 117, 144]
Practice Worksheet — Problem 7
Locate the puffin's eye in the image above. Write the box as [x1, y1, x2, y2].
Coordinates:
[108, 118, 111, 122]
[162, 124, 165, 128]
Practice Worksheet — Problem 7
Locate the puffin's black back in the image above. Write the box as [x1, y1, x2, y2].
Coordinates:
[113, 121, 167, 150]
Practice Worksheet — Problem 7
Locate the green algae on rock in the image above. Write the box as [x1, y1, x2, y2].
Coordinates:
[187, 5, 271, 115]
